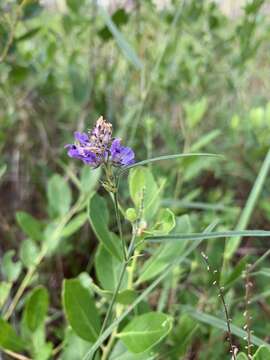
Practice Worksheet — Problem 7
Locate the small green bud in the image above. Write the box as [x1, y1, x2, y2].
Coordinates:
[125, 208, 137, 222]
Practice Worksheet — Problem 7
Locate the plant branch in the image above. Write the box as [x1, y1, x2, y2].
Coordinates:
[2, 349, 32, 360]
[201, 252, 237, 360]
[0, 0, 29, 63]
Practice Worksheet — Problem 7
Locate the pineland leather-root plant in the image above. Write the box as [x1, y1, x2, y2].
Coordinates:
[1, 116, 270, 360]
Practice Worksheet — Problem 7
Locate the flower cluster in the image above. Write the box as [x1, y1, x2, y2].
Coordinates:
[65, 116, 135, 168]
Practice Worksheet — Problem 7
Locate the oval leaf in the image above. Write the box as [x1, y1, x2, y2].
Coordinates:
[95, 244, 127, 291]
[236, 354, 248, 360]
[88, 194, 122, 260]
[24, 286, 49, 332]
[117, 312, 172, 354]
[253, 345, 270, 359]
[16, 211, 43, 241]
[62, 278, 101, 342]
[128, 167, 160, 221]
[0, 317, 25, 352]
[47, 174, 71, 217]
[2, 251, 22, 283]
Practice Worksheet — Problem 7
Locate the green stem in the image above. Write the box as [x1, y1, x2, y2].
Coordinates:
[128, 249, 139, 289]
[100, 259, 128, 336]
[95, 226, 138, 360]
[112, 191, 127, 261]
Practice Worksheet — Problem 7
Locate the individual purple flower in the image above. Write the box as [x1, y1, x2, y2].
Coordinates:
[65, 116, 135, 168]
[65, 129, 103, 168]
[110, 138, 135, 166]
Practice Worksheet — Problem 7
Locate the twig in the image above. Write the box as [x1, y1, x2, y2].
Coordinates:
[0, 0, 29, 63]
[2, 349, 32, 360]
[243, 264, 253, 359]
[201, 252, 237, 360]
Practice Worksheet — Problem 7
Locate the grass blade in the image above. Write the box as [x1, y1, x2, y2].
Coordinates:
[119, 153, 222, 175]
[146, 230, 270, 242]
[161, 199, 234, 212]
[183, 306, 270, 349]
[99, 6, 143, 70]
[224, 148, 270, 260]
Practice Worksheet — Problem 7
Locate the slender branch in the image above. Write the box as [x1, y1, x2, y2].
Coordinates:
[248, 248, 270, 273]
[201, 252, 237, 360]
[4, 246, 47, 320]
[2, 349, 32, 360]
[244, 264, 253, 359]
[0, 0, 29, 63]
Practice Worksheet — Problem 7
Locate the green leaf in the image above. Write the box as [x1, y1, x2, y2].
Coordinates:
[19, 239, 39, 268]
[116, 290, 137, 305]
[223, 256, 248, 288]
[61, 329, 92, 360]
[99, 5, 143, 70]
[47, 175, 72, 217]
[0, 317, 25, 352]
[0, 282, 11, 308]
[62, 278, 101, 342]
[183, 306, 270, 348]
[128, 167, 160, 221]
[150, 208, 175, 235]
[99, 9, 129, 41]
[109, 341, 155, 360]
[24, 286, 49, 332]
[88, 194, 122, 260]
[66, 0, 85, 12]
[147, 230, 270, 242]
[183, 98, 208, 127]
[61, 212, 88, 238]
[69, 61, 90, 104]
[253, 345, 270, 359]
[9, 65, 30, 85]
[95, 244, 127, 291]
[224, 148, 270, 260]
[80, 167, 101, 193]
[2, 251, 22, 282]
[15, 27, 41, 42]
[236, 353, 248, 360]
[16, 211, 43, 241]
[82, 222, 218, 360]
[118, 312, 172, 354]
[138, 215, 191, 283]
[190, 129, 221, 152]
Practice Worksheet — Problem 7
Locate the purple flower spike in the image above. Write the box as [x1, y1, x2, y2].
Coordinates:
[110, 138, 135, 167]
[65, 116, 135, 168]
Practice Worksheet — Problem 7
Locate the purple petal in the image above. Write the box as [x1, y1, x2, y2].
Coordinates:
[74, 131, 89, 145]
[110, 138, 135, 167]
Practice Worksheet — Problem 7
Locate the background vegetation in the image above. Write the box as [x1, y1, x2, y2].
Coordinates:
[1, 0, 270, 359]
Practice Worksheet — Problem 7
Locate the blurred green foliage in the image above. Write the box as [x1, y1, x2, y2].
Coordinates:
[1, 0, 270, 359]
